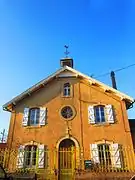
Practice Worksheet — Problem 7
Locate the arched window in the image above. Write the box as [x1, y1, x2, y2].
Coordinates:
[94, 105, 105, 123]
[63, 83, 71, 96]
[29, 108, 40, 125]
[98, 144, 111, 166]
[24, 145, 37, 167]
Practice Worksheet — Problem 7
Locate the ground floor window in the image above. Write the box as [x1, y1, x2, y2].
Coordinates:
[17, 144, 45, 169]
[90, 143, 122, 168]
[98, 144, 111, 166]
[24, 145, 37, 167]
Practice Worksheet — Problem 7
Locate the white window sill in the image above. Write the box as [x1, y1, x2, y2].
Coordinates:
[62, 95, 72, 98]
[25, 125, 41, 129]
[93, 122, 111, 127]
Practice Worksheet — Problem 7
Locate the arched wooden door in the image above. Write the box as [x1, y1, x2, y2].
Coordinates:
[58, 139, 75, 180]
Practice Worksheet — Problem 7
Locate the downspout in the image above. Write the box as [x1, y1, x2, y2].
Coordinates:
[9, 111, 16, 149]
[120, 102, 130, 133]
[7, 109, 16, 168]
[78, 82, 84, 169]
[127, 100, 135, 110]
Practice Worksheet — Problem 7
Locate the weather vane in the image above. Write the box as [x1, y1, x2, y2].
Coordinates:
[64, 45, 70, 57]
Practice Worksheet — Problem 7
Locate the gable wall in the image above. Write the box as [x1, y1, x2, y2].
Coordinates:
[7, 78, 81, 149]
[7, 77, 133, 154]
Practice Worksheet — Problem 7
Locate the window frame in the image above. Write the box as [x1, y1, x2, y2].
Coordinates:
[60, 105, 76, 121]
[94, 105, 106, 124]
[62, 82, 73, 98]
[28, 107, 40, 126]
[97, 143, 111, 166]
[63, 83, 71, 97]
[24, 145, 37, 168]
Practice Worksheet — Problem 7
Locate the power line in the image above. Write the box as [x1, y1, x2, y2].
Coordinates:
[114, 63, 135, 72]
[94, 63, 135, 78]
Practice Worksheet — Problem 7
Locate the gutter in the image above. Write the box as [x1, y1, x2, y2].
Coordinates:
[127, 99, 135, 110]
[3, 107, 12, 112]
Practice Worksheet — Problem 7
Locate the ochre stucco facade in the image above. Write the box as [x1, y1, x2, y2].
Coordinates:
[6, 76, 134, 171]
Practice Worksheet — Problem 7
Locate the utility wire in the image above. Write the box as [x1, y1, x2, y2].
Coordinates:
[114, 63, 135, 72]
[94, 63, 135, 78]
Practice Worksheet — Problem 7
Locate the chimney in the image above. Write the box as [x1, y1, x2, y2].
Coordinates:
[110, 71, 117, 89]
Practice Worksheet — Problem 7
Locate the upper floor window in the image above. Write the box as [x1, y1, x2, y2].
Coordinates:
[88, 104, 114, 124]
[22, 107, 47, 127]
[60, 105, 76, 120]
[94, 106, 105, 123]
[29, 108, 40, 125]
[29, 108, 40, 126]
[63, 83, 71, 97]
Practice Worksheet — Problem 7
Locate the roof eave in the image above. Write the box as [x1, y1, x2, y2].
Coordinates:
[2, 66, 67, 111]
[3, 66, 134, 111]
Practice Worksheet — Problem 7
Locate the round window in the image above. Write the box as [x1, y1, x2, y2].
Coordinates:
[61, 106, 75, 120]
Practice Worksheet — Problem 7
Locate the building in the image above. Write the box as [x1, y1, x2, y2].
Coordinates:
[3, 57, 135, 178]
[129, 119, 135, 148]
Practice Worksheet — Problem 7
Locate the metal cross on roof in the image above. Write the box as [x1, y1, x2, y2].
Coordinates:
[64, 45, 70, 57]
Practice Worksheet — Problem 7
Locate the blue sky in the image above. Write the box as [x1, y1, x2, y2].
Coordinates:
[0, 0, 135, 135]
